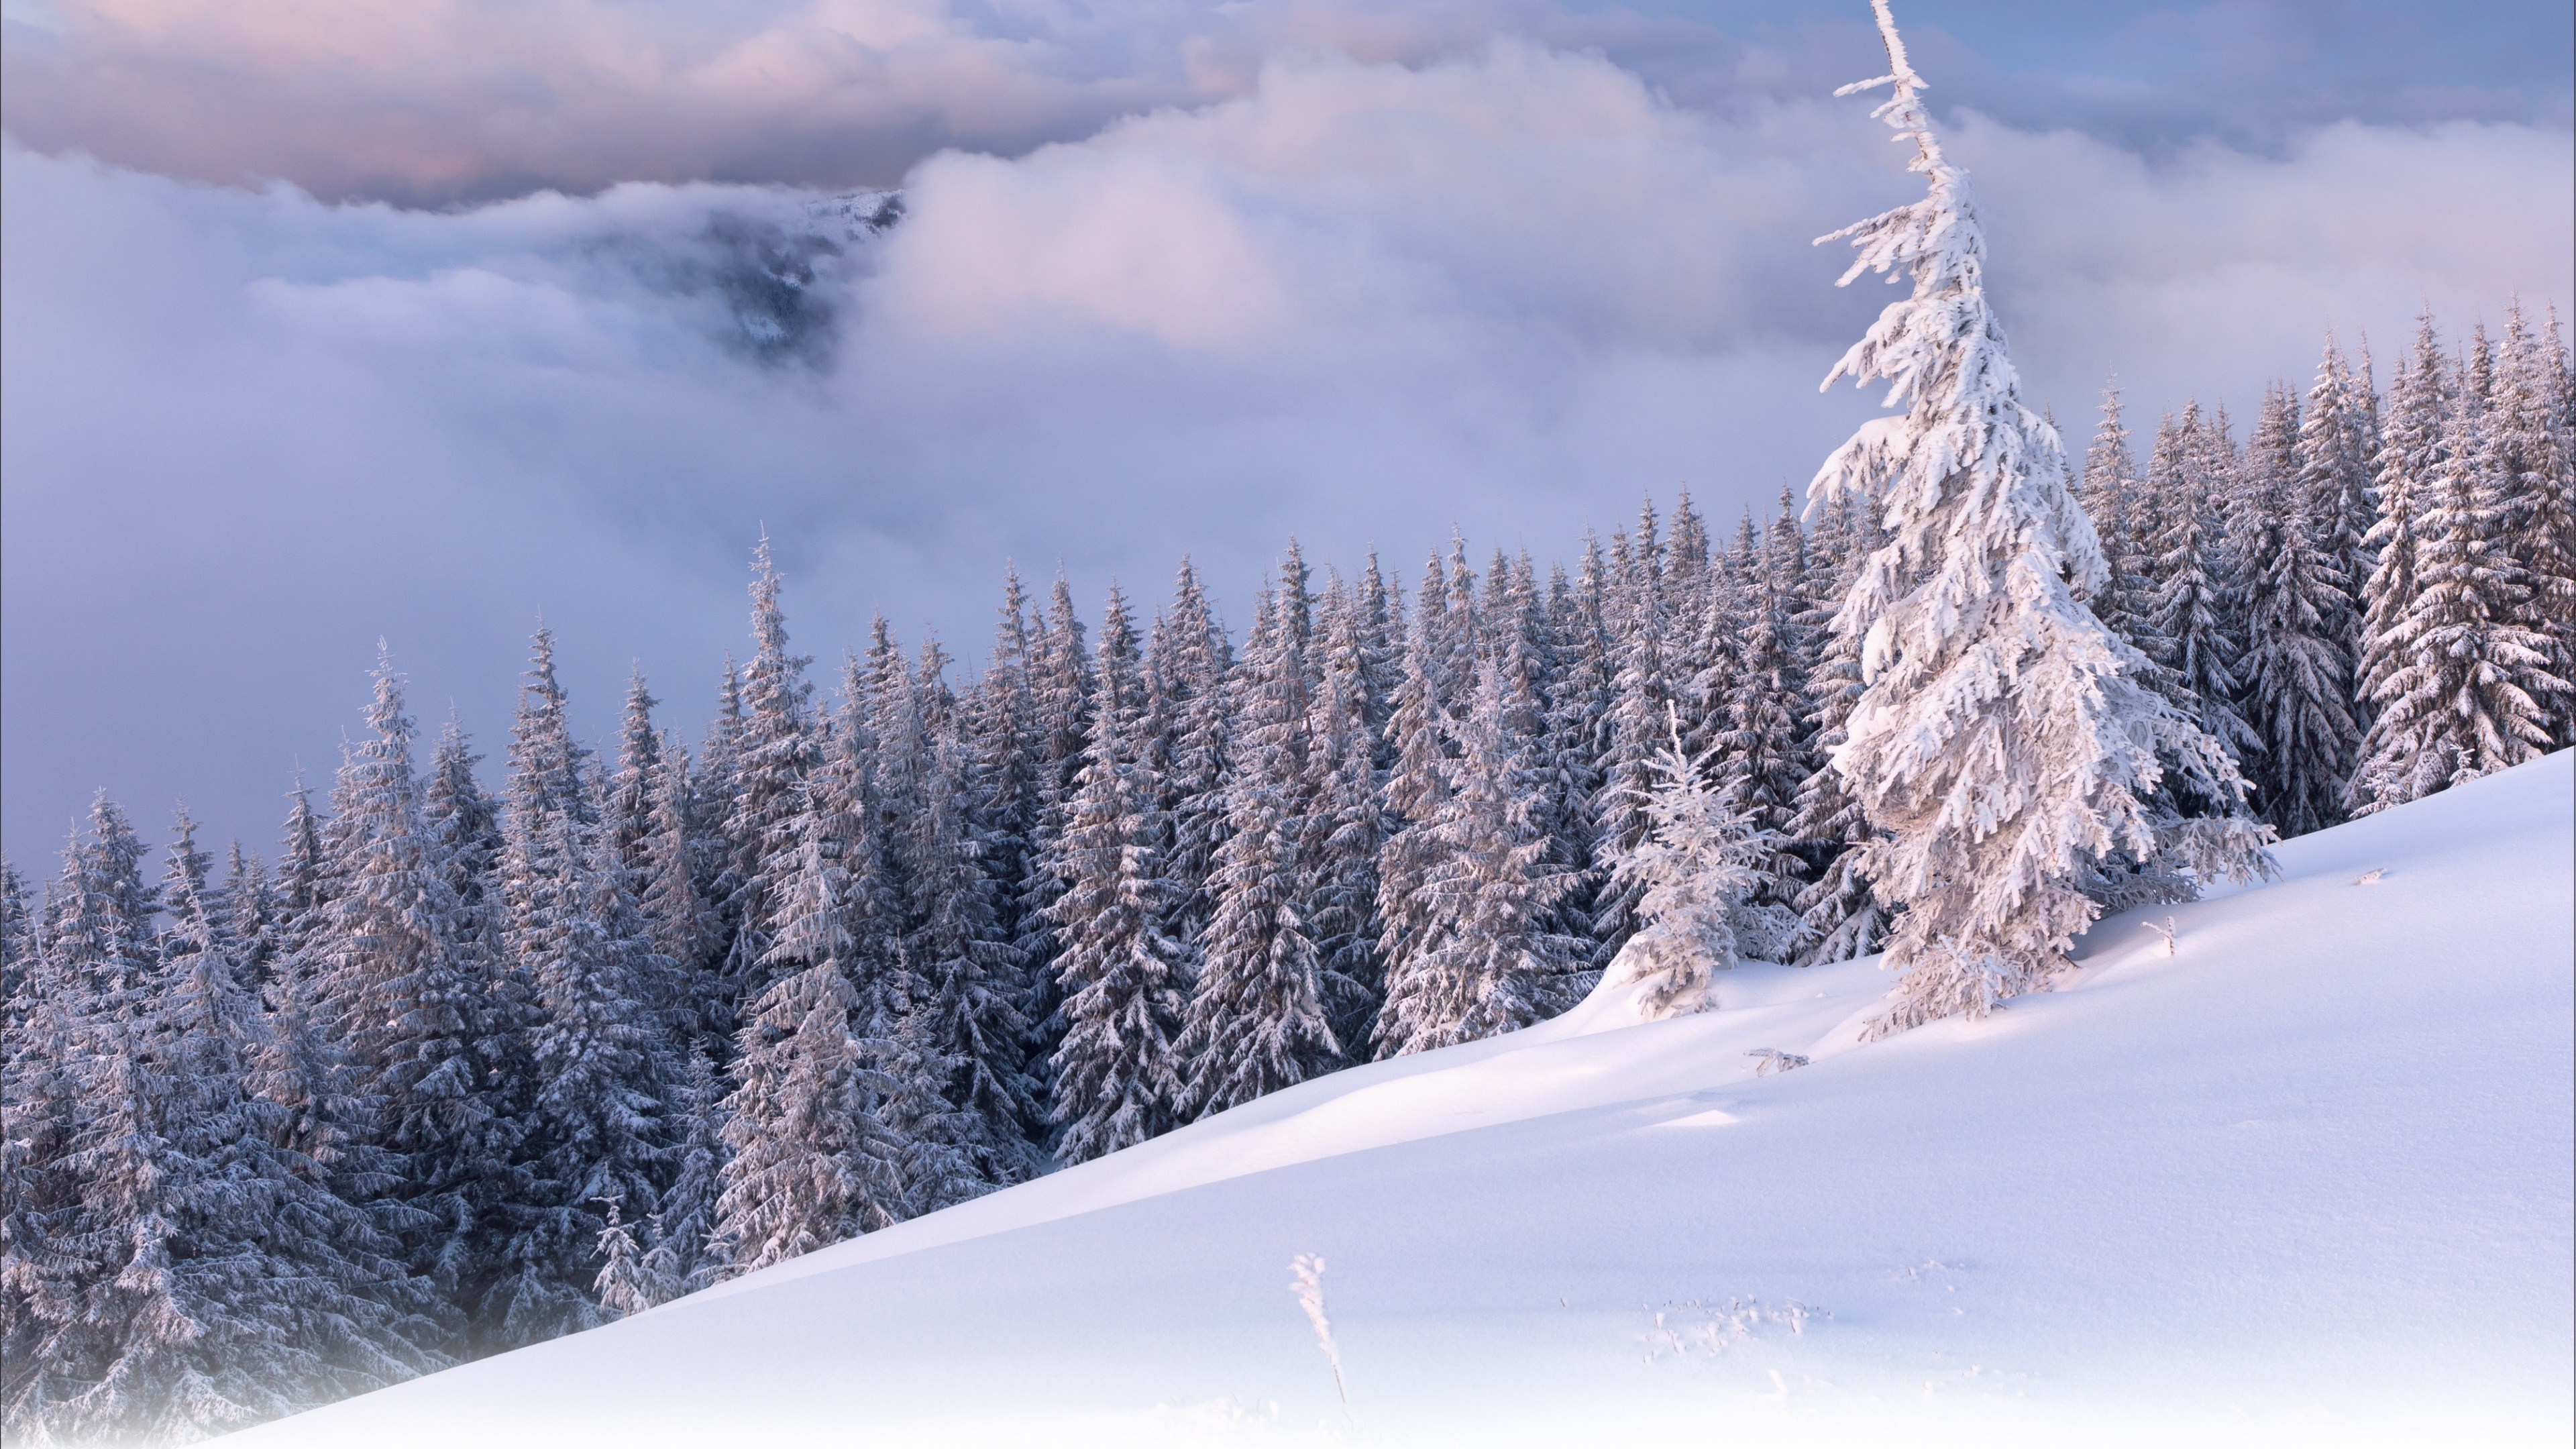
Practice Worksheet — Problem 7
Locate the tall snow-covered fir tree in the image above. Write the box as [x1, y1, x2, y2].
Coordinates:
[964, 567, 1044, 1002]
[606, 670, 663, 875]
[904, 718, 1041, 1185]
[720, 541, 826, 1015]
[490, 631, 680, 1347]
[690, 657, 751, 1016]
[629, 1046, 731, 1306]
[1708, 495, 1821, 935]
[712, 800, 906, 1275]
[2491, 300, 2576, 745]
[1539, 542, 1613, 938]
[1371, 600, 1455, 1030]
[1305, 574, 1390, 1053]
[1012, 575, 1095, 1088]
[1044, 586, 1193, 1163]
[1808, 1, 2271, 1036]
[2351, 315, 2449, 795]
[2, 818, 448, 1444]
[2237, 382, 2362, 837]
[5, 798, 159, 1437]
[1142, 558, 1235, 966]
[2147, 403, 2259, 765]
[1182, 572, 1340, 1115]
[1587, 510, 1680, 967]
[827, 635, 984, 1218]
[638, 737, 718, 1050]
[1374, 659, 1584, 1055]
[2350, 319, 2564, 811]
[2080, 379, 2165, 665]
[301, 653, 519, 1348]
[2296, 337, 2380, 673]
[421, 716, 504, 973]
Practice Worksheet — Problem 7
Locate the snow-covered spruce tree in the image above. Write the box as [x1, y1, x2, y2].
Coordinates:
[211, 842, 278, 991]
[303, 653, 519, 1343]
[1354, 553, 1405, 749]
[1542, 539, 1615, 910]
[11, 826, 451, 1445]
[2148, 402, 2260, 765]
[713, 798, 907, 1275]
[606, 669, 663, 874]
[963, 567, 1042, 973]
[1491, 549, 1598, 964]
[1587, 513, 1681, 967]
[502, 821, 678, 1342]
[268, 772, 334, 989]
[904, 706, 1040, 1187]
[822, 645, 902, 1026]
[1430, 535, 1484, 710]
[1374, 659, 1585, 1055]
[2492, 300, 2576, 745]
[630, 1046, 730, 1303]
[1809, 4, 2271, 1036]
[2238, 382, 2361, 837]
[1182, 579, 1341, 1115]
[1044, 586, 1193, 1164]
[478, 627, 684, 1346]
[1710, 497, 1821, 936]
[690, 657, 751, 1015]
[820, 631, 992, 1204]
[3, 863, 87, 1434]
[3, 799, 160, 1435]
[720, 541, 826, 1016]
[2080, 379, 2166, 665]
[2349, 315, 2447, 810]
[1605, 708, 1775, 1018]
[2296, 337, 2379, 668]
[49, 793, 163, 1018]
[813, 641, 981, 1219]
[421, 716, 504, 969]
[1012, 575, 1095, 1085]
[1371, 611, 1453, 1042]
[2350, 331, 2564, 811]
[1784, 499, 1887, 967]
[1485, 551, 1550, 777]
[1671, 511, 1740, 767]
[1664, 490, 1712, 620]
[1139, 559, 1233, 973]
[639, 737, 719, 1050]
[0, 857, 30, 1024]
[1305, 575, 1390, 1053]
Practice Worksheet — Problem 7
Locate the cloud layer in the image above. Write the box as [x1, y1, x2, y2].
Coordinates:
[5, 31, 2571, 861]
[5, 1, 2567, 205]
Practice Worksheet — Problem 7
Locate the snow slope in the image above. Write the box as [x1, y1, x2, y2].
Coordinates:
[226, 752, 2575, 1448]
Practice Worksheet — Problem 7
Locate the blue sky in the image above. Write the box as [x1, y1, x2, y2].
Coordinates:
[3, 0, 2569, 863]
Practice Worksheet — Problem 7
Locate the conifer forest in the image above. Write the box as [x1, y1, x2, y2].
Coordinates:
[4, 280, 2569, 1439]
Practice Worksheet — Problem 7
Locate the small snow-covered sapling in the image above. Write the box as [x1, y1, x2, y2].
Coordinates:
[1746, 1048, 1811, 1076]
[2140, 916, 2177, 956]
[2352, 868, 2385, 885]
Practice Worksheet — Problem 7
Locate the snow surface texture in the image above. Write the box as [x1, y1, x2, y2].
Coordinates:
[223, 753, 2575, 1448]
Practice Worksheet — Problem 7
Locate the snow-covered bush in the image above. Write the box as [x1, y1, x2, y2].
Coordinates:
[1605, 708, 1776, 1020]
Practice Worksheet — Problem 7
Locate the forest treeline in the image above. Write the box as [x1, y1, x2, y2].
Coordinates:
[3, 302, 2569, 1443]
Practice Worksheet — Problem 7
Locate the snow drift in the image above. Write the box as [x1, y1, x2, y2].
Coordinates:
[224, 751, 2575, 1447]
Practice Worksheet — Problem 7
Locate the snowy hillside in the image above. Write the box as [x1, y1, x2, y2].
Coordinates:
[225, 752, 2574, 1448]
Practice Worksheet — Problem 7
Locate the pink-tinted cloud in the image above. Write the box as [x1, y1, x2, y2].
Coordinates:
[4, 36, 2570, 861]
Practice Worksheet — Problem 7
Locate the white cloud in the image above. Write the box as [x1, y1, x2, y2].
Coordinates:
[3, 40, 2570, 859]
